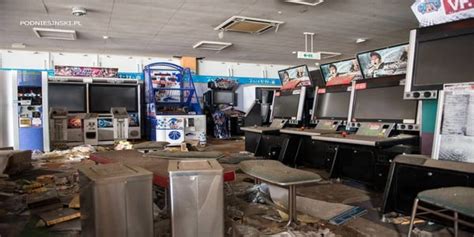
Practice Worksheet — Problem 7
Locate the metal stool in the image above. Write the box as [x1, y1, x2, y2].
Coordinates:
[408, 186, 474, 237]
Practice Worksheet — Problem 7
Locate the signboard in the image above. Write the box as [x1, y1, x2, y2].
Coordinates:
[357, 44, 409, 79]
[54, 66, 118, 78]
[411, 0, 474, 27]
[320, 59, 362, 86]
[278, 65, 312, 90]
[297, 51, 319, 60]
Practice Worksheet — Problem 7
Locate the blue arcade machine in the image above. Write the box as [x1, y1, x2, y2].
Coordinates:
[143, 62, 206, 145]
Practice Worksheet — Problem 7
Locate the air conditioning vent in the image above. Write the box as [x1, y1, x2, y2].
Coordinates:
[214, 16, 284, 34]
[284, 0, 324, 6]
[193, 41, 232, 51]
[33, 28, 77, 40]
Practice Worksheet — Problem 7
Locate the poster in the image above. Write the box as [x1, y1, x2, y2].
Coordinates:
[55, 66, 118, 78]
[358, 44, 409, 79]
[320, 59, 362, 86]
[411, 0, 474, 27]
[278, 65, 311, 90]
[435, 83, 474, 163]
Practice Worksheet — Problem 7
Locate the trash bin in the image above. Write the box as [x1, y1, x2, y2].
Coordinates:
[79, 163, 153, 237]
[168, 159, 224, 237]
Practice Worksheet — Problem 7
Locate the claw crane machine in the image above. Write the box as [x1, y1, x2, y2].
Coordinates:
[144, 62, 206, 145]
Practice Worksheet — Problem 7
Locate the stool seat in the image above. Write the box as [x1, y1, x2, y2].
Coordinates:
[239, 160, 322, 227]
[418, 187, 474, 217]
[240, 160, 322, 186]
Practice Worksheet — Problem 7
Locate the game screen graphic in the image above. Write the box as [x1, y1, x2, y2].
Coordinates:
[320, 59, 363, 86]
[67, 117, 82, 129]
[278, 65, 311, 90]
[357, 44, 409, 79]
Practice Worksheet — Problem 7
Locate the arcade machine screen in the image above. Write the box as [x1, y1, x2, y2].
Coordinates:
[412, 33, 474, 89]
[48, 83, 86, 113]
[272, 94, 300, 119]
[213, 90, 236, 105]
[278, 65, 311, 90]
[89, 85, 138, 113]
[357, 44, 409, 79]
[315, 91, 351, 119]
[353, 85, 417, 122]
[320, 59, 363, 86]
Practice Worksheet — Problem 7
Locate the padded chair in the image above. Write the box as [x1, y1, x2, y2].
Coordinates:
[408, 186, 474, 237]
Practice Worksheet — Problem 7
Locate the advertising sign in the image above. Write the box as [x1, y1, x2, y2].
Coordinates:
[320, 59, 362, 86]
[411, 0, 474, 27]
[358, 44, 409, 79]
[278, 65, 311, 90]
[54, 66, 118, 78]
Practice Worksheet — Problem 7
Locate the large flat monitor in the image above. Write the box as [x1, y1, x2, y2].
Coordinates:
[357, 43, 409, 79]
[48, 83, 86, 113]
[406, 19, 474, 91]
[272, 94, 301, 119]
[278, 65, 311, 90]
[89, 84, 138, 113]
[353, 85, 417, 123]
[315, 91, 351, 120]
[213, 90, 236, 105]
[320, 58, 363, 86]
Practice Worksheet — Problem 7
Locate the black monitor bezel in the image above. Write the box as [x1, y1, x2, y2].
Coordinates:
[272, 91, 302, 119]
[351, 82, 418, 123]
[408, 18, 474, 91]
[88, 84, 138, 113]
[356, 42, 409, 81]
[48, 82, 87, 113]
[277, 64, 312, 87]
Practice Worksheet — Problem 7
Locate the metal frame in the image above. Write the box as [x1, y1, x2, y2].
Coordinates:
[408, 198, 474, 237]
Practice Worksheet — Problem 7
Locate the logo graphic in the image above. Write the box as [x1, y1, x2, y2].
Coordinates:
[168, 131, 181, 140]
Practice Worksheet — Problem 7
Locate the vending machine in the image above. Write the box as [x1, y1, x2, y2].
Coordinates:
[0, 70, 48, 151]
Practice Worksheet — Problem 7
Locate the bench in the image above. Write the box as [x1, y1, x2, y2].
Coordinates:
[408, 186, 474, 237]
[239, 160, 322, 226]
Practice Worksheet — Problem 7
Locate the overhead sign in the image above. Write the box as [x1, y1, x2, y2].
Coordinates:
[297, 51, 319, 60]
[411, 0, 474, 27]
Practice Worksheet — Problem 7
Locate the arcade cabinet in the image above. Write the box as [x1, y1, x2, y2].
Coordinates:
[382, 19, 474, 227]
[203, 83, 244, 139]
[241, 64, 311, 161]
[143, 62, 205, 145]
[312, 80, 419, 189]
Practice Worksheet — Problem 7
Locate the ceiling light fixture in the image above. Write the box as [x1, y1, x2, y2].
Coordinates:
[103, 35, 109, 39]
[11, 43, 26, 49]
[193, 41, 233, 51]
[356, 38, 367, 44]
[72, 7, 87, 16]
[284, 0, 324, 6]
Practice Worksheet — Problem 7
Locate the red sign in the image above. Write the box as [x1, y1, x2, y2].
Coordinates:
[355, 83, 367, 90]
[444, 0, 474, 14]
[317, 88, 326, 94]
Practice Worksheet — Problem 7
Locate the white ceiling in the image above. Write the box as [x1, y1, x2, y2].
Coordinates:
[0, 0, 419, 65]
